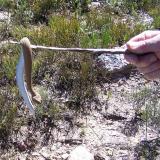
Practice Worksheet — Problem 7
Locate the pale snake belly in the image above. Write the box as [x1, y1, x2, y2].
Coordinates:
[16, 49, 35, 116]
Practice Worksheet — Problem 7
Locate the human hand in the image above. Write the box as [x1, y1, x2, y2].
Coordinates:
[124, 30, 160, 80]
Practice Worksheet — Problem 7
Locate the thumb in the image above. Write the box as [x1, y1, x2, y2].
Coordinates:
[127, 35, 160, 54]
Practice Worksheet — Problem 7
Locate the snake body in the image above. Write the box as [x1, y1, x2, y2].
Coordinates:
[16, 49, 35, 115]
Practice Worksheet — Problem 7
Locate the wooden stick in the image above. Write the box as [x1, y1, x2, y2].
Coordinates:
[5, 40, 127, 54]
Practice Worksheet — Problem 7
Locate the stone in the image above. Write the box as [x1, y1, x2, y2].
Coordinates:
[18, 154, 27, 160]
[51, 144, 57, 151]
[61, 153, 69, 159]
[68, 145, 94, 160]
[39, 147, 51, 159]
[98, 53, 128, 71]
[0, 11, 10, 22]
[88, 2, 101, 9]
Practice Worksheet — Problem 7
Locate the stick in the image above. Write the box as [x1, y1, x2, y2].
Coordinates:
[2, 40, 127, 55]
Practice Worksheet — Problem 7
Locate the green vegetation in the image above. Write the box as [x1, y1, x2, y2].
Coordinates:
[112, 0, 160, 14]
[0, 0, 160, 149]
[57, 53, 96, 110]
[0, 86, 18, 143]
[149, 7, 160, 29]
[2, 52, 18, 80]
[35, 86, 61, 120]
[130, 85, 160, 128]
[0, 0, 11, 10]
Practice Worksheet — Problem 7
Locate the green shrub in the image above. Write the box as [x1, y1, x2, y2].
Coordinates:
[30, 0, 63, 23]
[29, 0, 91, 22]
[34, 86, 62, 120]
[1, 46, 19, 80]
[117, 0, 159, 14]
[49, 15, 80, 47]
[130, 85, 160, 128]
[0, 0, 12, 10]
[11, 25, 54, 45]
[149, 7, 160, 29]
[12, 15, 80, 47]
[79, 9, 114, 48]
[0, 22, 8, 41]
[108, 21, 145, 46]
[56, 53, 96, 110]
[67, 0, 91, 13]
[0, 86, 19, 143]
[11, 0, 32, 26]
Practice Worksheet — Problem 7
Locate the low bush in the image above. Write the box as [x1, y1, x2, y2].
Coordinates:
[130, 84, 160, 128]
[49, 15, 80, 47]
[0, 86, 19, 144]
[1, 45, 19, 81]
[149, 7, 160, 29]
[115, 0, 160, 14]
[0, 0, 12, 10]
[56, 53, 96, 110]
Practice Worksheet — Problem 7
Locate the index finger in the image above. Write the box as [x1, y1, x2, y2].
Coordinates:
[129, 30, 160, 42]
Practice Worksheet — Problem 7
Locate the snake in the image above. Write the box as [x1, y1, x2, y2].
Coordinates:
[16, 46, 35, 116]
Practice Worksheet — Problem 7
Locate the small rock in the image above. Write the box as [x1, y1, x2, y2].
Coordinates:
[51, 144, 57, 151]
[68, 145, 94, 160]
[98, 53, 128, 71]
[88, 2, 101, 9]
[32, 152, 41, 156]
[61, 153, 69, 159]
[0, 11, 10, 21]
[18, 154, 27, 160]
[40, 147, 51, 159]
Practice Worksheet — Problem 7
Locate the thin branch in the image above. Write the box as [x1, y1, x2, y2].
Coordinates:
[1, 40, 126, 55]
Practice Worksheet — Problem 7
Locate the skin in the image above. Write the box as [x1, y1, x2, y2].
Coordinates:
[20, 37, 42, 104]
[124, 30, 160, 80]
